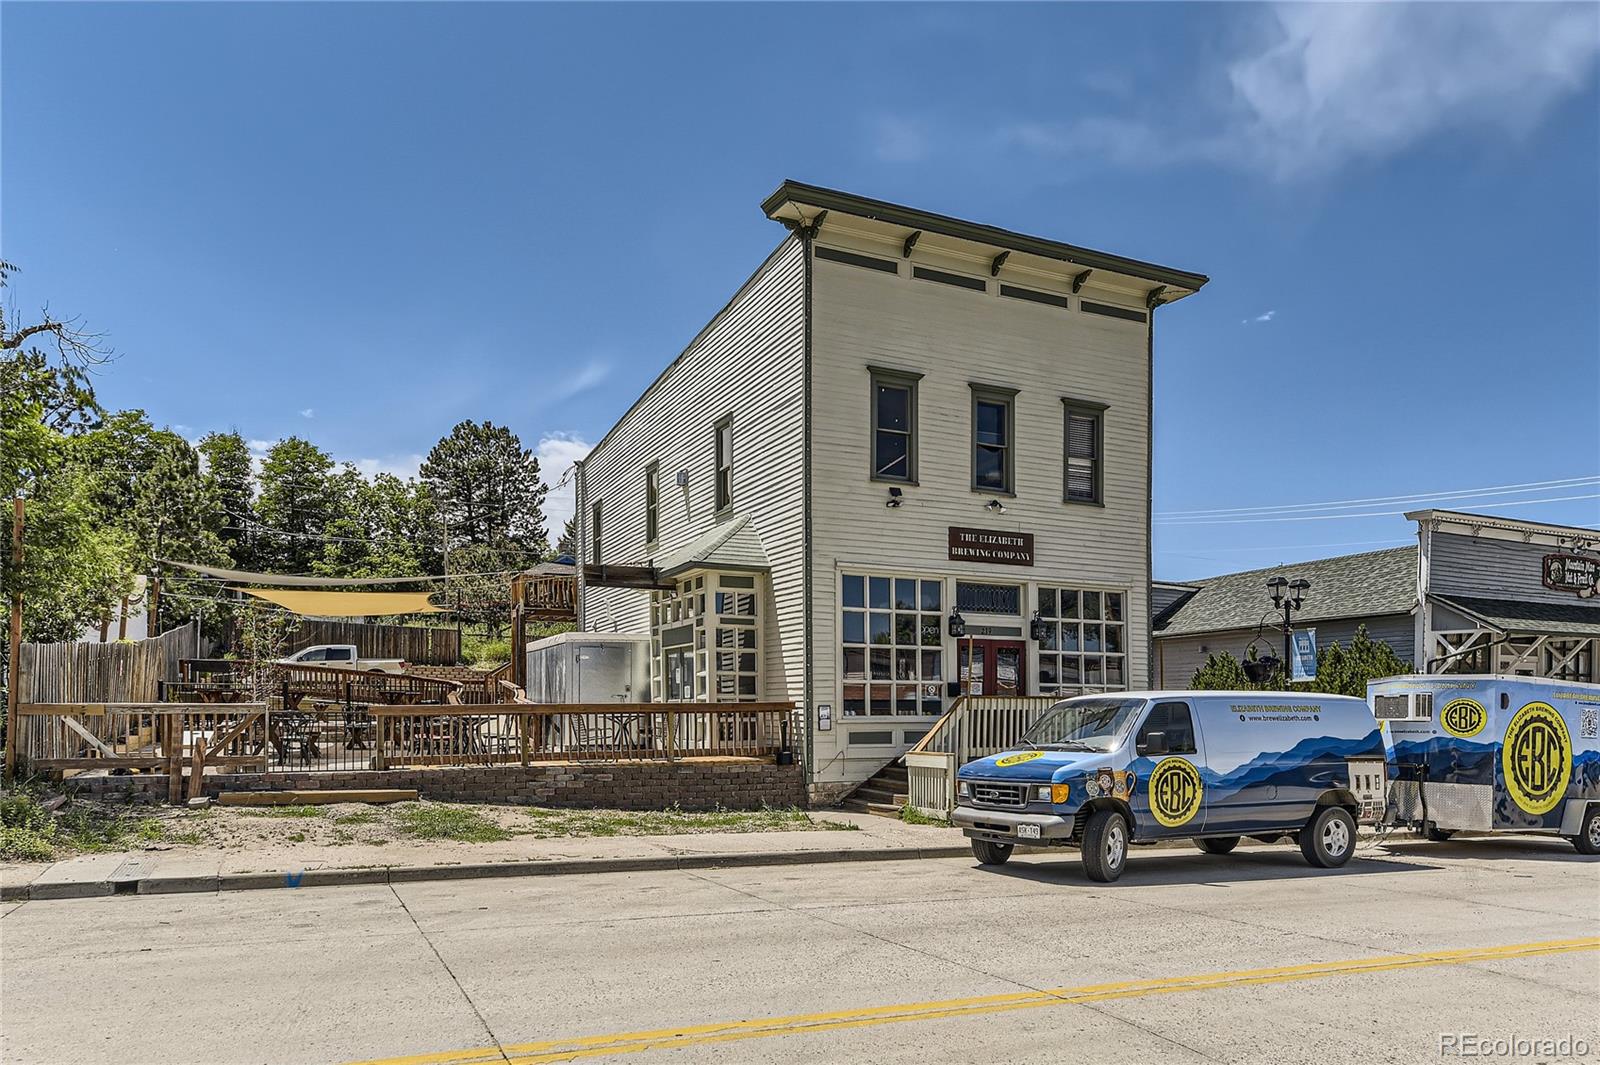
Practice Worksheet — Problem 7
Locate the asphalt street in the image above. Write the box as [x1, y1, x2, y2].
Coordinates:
[3, 836, 1597, 1065]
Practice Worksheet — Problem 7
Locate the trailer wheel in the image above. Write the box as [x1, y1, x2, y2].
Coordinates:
[1423, 823, 1454, 843]
[1195, 836, 1240, 855]
[1081, 809, 1129, 883]
[971, 839, 1013, 866]
[1299, 807, 1356, 868]
[1571, 806, 1600, 856]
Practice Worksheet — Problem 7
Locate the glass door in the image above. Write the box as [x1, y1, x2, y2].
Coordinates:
[957, 640, 1027, 696]
[665, 647, 694, 701]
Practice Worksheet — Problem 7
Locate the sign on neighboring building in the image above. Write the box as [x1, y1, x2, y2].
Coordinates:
[1290, 628, 1318, 682]
[1542, 554, 1600, 598]
[947, 527, 1035, 567]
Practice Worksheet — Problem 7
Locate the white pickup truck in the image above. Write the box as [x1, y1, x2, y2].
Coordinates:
[276, 644, 407, 674]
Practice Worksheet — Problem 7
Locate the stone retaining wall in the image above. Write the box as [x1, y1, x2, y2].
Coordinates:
[66, 760, 806, 810]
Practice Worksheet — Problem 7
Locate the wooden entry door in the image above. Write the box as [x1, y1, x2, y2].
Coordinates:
[958, 640, 1026, 696]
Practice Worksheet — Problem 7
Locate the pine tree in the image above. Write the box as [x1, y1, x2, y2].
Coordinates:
[421, 420, 549, 561]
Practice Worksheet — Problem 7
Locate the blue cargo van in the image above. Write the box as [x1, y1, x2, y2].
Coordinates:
[952, 691, 1387, 882]
[1370, 675, 1600, 852]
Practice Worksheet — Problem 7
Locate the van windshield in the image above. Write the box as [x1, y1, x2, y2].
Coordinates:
[1019, 698, 1146, 753]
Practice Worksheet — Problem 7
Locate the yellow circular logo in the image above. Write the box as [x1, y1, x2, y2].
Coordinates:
[995, 751, 1045, 768]
[1149, 757, 1203, 828]
[1440, 698, 1487, 739]
[1502, 702, 1571, 816]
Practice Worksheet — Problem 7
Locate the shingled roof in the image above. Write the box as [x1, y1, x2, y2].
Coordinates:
[1155, 545, 1419, 638]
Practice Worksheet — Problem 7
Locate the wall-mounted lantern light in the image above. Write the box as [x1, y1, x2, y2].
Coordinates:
[948, 609, 966, 638]
[1028, 610, 1048, 642]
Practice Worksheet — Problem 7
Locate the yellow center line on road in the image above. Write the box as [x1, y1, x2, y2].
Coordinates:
[347, 936, 1600, 1065]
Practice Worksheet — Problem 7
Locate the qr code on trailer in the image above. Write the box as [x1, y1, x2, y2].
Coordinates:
[1581, 707, 1600, 740]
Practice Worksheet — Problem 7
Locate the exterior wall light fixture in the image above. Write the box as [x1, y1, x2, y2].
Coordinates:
[1029, 610, 1048, 642]
[886, 487, 903, 508]
[947, 609, 966, 638]
[985, 498, 1007, 514]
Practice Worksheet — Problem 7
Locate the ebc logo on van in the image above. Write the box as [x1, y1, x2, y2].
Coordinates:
[1502, 701, 1571, 816]
[994, 751, 1045, 768]
[1440, 698, 1487, 739]
[1149, 757, 1203, 828]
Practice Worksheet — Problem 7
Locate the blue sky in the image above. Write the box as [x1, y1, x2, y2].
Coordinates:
[5, 2, 1598, 578]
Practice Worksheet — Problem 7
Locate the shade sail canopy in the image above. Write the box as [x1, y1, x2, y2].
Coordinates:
[162, 560, 438, 587]
[241, 588, 444, 616]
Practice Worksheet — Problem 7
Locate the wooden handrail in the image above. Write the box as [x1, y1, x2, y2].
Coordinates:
[904, 695, 968, 757]
[364, 701, 795, 718]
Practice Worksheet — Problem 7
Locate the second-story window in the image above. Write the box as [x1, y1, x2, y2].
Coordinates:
[970, 384, 1017, 494]
[869, 366, 922, 483]
[644, 462, 660, 544]
[590, 500, 603, 564]
[1063, 399, 1107, 505]
[714, 415, 734, 513]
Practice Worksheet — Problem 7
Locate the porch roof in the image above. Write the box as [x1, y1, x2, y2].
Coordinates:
[652, 513, 770, 578]
[1432, 594, 1600, 638]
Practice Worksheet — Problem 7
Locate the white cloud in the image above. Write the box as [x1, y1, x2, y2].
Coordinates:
[869, 114, 932, 164]
[354, 454, 424, 481]
[536, 432, 593, 546]
[1242, 310, 1277, 325]
[300, 408, 315, 419]
[541, 360, 610, 405]
[1001, 3, 1600, 180]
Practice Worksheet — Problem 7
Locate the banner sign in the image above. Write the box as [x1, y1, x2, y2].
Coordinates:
[947, 527, 1035, 567]
[1290, 628, 1318, 682]
[1542, 554, 1600, 599]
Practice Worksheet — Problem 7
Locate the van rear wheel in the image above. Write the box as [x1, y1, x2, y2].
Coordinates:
[1300, 807, 1356, 868]
[1195, 836, 1240, 855]
[971, 839, 1013, 866]
[1571, 806, 1600, 856]
[1081, 809, 1129, 883]
[1423, 823, 1454, 843]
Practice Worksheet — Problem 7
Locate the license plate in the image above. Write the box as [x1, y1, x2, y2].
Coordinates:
[1016, 824, 1041, 840]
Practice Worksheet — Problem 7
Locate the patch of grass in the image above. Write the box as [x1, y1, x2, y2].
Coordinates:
[521, 804, 855, 839]
[1, 793, 58, 861]
[239, 805, 323, 819]
[286, 831, 307, 843]
[332, 811, 376, 825]
[898, 804, 950, 827]
[393, 804, 512, 843]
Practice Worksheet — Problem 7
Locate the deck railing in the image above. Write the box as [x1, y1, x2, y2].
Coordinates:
[13, 700, 796, 802]
[902, 694, 1064, 817]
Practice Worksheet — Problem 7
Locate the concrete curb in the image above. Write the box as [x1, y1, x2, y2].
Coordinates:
[2, 845, 974, 902]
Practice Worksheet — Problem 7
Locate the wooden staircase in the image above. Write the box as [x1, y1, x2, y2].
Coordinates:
[837, 760, 909, 817]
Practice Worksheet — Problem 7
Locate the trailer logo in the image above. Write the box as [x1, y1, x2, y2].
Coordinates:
[994, 751, 1045, 768]
[1502, 702, 1571, 816]
[1149, 757, 1203, 828]
[1440, 698, 1487, 739]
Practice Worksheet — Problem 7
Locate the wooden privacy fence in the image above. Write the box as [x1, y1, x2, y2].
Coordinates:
[287, 621, 460, 666]
[18, 623, 200, 704]
[13, 700, 796, 802]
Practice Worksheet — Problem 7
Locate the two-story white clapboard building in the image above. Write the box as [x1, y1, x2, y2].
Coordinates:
[574, 181, 1208, 798]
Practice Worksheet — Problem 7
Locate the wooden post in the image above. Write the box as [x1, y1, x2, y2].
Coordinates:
[166, 716, 182, 804]
[148, 575, 161, 640]
[519, 713, 529, 767]
[510, 574, 526, 691]
[5, 497, 24, 784]
[187, 721, 205, 802]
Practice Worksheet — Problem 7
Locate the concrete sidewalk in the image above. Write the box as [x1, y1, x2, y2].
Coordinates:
[1, 812, 968, 901]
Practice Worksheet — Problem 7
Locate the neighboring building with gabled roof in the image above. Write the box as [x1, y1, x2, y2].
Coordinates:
[1154, 510, 1600, 688]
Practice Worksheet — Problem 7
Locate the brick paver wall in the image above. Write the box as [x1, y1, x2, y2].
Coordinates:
[68, 760, 806, 810]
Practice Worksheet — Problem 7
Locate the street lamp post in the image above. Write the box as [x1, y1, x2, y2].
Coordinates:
[1267, 576, 1312, 681]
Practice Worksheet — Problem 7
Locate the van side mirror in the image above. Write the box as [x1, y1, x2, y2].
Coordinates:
[1138, 730, 1166, 756]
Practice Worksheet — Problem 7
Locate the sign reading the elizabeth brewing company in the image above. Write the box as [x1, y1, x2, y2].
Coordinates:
[948, 527, 1034, 567]
[1542, 554, 1600, 598]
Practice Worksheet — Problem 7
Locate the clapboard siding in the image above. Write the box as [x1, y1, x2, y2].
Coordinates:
[1155, 614, 1417, 689]
[577, 237, 807, 703]
[1429, 531, 1584, 605]
[807, 234, 1154, 783]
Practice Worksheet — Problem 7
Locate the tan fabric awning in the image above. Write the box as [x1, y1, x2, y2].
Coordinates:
[241, 588, 444, 616]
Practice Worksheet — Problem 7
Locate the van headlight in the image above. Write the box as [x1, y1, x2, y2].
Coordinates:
[957, 780, 970, 798]
[1035, 785, 1052, 801]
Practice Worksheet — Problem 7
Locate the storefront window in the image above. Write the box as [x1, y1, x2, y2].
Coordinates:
[842, 573, 943, 717]
[1037, 587, 1127, 696]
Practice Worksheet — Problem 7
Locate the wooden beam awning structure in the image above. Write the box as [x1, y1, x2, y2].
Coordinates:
[581, 564, 675, 590]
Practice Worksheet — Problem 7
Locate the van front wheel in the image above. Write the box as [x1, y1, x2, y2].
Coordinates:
[1195, 836, 1240, 855]
[1081, 809, 1129, 882]
[1300, 807, 1356, 868]
[971, 839, 1013, 866]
